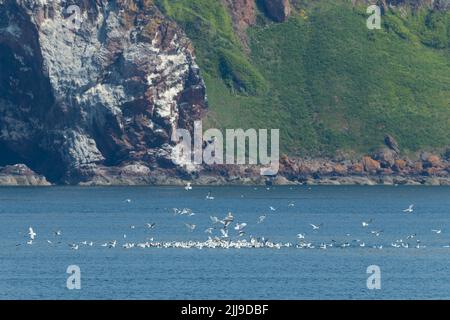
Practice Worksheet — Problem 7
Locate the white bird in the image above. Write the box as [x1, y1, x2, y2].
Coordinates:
[69, 243, 79, 250]
[371, 230, 383, 237]
[220, 229, 229, 238]
[125, 199, 132, 203]
[403, 204, 414, 213]
[185, 223, 196, 232]
[27, 240, 33, 245]
[54, 230, 62, 236]
[28, 227, 36, 240]
[310, 224, 322, 230]
[146, 223, 156, 229]
[269, 206, 276, 211]
[184, 182, 192, 191]
[297, 233, 306, 239]
[223, 212, 234, 223]
[204, 227, 214, 234]
[257, 215, 266, 224]
[210, 216, 220, 224]
[432, 229, 442, 234]
[234, 223, 247, 231]
[288, 202, 295, 207]
[180, 208, 193, 216]
[206, 191, 215, 200]
[362, 219, 372, 227]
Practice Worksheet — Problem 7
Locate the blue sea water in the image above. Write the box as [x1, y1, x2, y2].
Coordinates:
[0, 185, 449, 300]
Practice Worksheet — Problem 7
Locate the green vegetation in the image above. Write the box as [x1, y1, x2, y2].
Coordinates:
[157, 0, 450, 157]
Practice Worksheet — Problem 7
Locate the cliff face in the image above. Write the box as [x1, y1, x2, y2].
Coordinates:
[0, 0, 449, 185]
[0, 0, 207, 183]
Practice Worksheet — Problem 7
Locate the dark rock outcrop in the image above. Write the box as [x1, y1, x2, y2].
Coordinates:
[262, 0, 291, 22]
[384, 135, 400, 153]
[0, 0, 208, 184]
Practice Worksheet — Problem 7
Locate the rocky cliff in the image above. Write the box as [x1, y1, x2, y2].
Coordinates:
[0, 0, 449, 186]
[0, 0, 207, 184]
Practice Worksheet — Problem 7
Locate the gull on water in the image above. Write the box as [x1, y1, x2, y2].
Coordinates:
[184, 183, 192, 191]
[146, 223, 156, 229]
[206, 191, 215, 200]
[432, 229, 442, 234]
[310, 224, 322, 230]
[362, 219, 372, 227]
[108, 240, 117, 248]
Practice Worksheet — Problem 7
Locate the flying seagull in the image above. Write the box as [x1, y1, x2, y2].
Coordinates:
[234, 223, 247, 231]
[204, 227, 214, 234]
[185, 223, 196, 232]
[403, 204, 414, 213]
[220, 229, 229, 238]
[28, 227, 36, 240]
[257, 215, 266, 224]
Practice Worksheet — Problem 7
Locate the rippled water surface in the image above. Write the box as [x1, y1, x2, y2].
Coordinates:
[0, 185, 449, 299]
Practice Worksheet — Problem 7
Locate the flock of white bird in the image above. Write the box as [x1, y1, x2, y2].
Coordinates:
[20, 186, 446, 251]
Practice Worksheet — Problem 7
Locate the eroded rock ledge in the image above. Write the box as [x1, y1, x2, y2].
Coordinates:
[0, 164, 51, 186]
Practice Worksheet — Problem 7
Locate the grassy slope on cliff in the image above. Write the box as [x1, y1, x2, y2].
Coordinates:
[157, 0, 450, 157]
